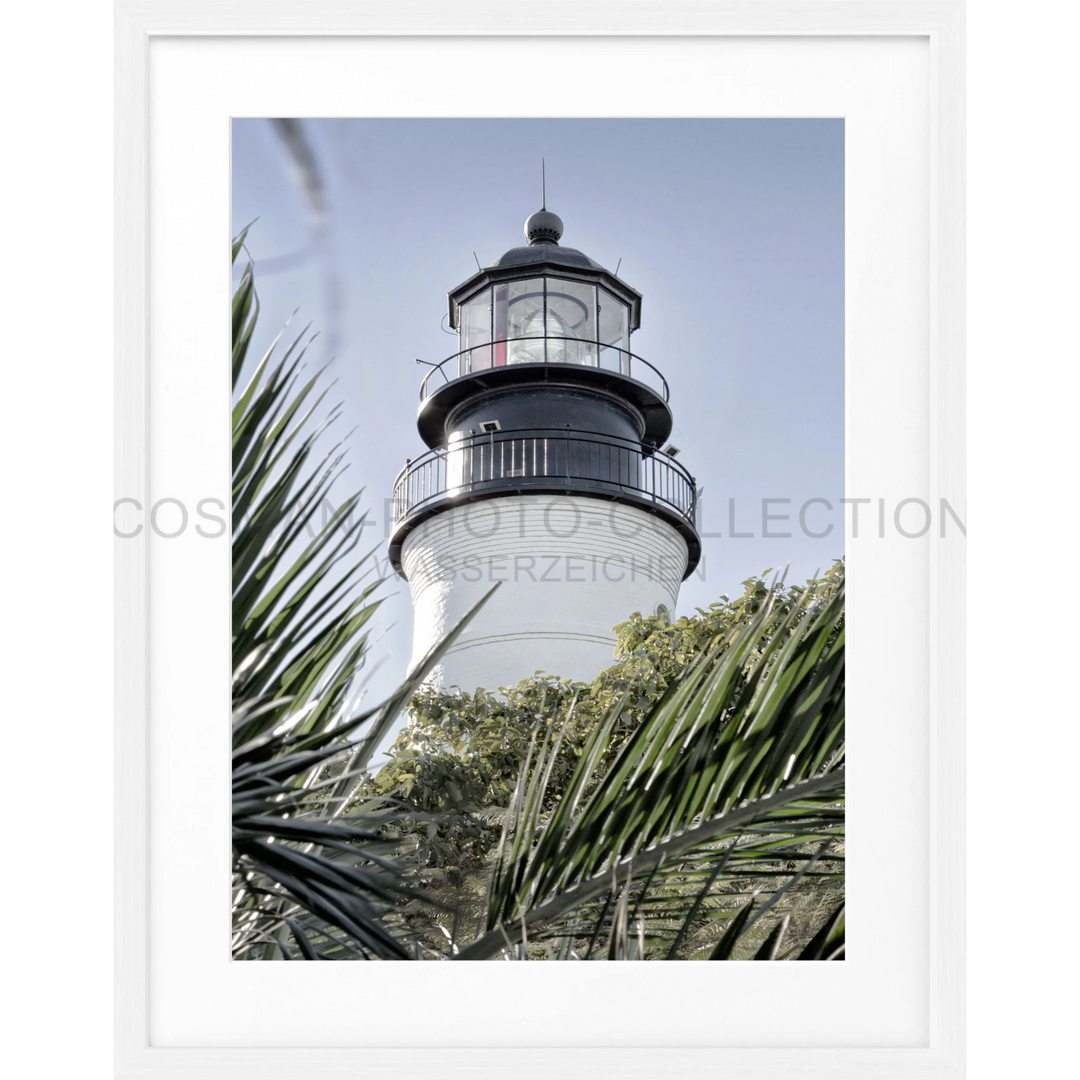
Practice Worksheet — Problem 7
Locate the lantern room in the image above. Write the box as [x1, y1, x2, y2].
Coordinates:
[447, 209, 642, 378]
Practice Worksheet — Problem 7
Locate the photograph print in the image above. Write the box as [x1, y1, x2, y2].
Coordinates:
[230, 118, 845, 962]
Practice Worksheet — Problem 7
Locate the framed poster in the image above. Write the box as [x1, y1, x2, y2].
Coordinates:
[115, 2, 964, 1077]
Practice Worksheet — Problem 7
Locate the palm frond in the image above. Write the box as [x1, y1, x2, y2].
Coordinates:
[229, 235, 497, 960]
[456, 582, 845, 960]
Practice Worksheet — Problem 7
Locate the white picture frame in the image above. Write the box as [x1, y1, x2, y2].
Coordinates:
[115, 2, 965, 1077]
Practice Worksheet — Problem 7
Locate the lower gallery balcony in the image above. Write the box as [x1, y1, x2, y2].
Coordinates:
[389, 427, 700, 579]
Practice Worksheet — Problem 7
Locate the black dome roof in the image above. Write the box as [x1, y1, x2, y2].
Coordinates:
[488, 244, 605, 272]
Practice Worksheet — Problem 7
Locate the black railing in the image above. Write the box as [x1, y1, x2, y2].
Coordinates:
[392, 428, 697, 529]
[418, 337, 670, 402]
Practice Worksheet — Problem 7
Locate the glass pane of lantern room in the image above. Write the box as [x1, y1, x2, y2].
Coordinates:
[505, 278, 545, 365]
[461, 290, 492, 374]
[598, 288, 630, 374]
[545, 278, 597, 366]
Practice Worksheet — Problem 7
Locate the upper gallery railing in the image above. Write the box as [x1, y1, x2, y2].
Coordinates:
[418, 337, 670, 402]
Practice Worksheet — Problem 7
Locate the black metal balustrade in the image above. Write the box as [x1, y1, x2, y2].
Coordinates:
[418, 337, 670, 402]
[392, 427, 697, 529]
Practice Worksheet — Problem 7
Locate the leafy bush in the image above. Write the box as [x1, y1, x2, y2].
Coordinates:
[371, 563, 843, 874]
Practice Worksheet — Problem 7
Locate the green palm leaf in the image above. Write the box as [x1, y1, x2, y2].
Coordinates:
[456, 581, 845, 961]
[229, 233, 494, 960]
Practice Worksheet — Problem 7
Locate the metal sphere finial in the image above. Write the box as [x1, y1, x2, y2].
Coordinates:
[524, 208, 564, 246]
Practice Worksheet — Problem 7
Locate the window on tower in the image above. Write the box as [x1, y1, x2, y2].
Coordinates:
[505, 278, 546, 364]
[461, 293, 492, 373]
[544, 279, 597, 366]
[598, 287, 630, 374]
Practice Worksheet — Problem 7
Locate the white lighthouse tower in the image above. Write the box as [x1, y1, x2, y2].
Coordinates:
[389, 208, 700, 690]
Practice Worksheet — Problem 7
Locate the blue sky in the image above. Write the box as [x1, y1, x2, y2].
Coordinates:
[232, 118, 844, 704]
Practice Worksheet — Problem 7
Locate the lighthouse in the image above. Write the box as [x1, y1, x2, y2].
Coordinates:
[389, 207, 701, 690]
